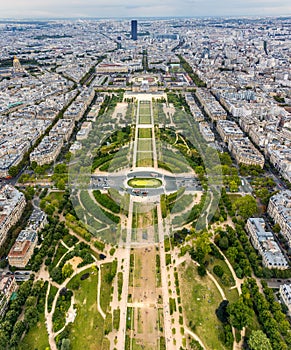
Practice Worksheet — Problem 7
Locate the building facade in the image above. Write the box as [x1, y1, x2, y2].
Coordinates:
[131, 20, 137, 41]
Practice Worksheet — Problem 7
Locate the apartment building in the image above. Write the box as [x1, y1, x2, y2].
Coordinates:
[195, 88, 227, 122]
[0, 185, 26, 247]
[217, 120, 244, 143]
[199, 122, 215, 142]
[0, 274, 17, 317]
[96, 63, 129, 74]
[8, 230, 37, 268]
[30, 135, 63, 166]
[228, 137, 265, 168]
[268, 190, 291, 247]
[246, 218, 288, 270]
[50, 119, 75, 142]
[280, 284, 291, 313]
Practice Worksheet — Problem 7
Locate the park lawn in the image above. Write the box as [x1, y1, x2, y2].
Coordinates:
[136, 152, 153, 167]
[100, 262, 115, 312]
[51, 243, 68, 268]
[137, 139, 153, 152]
[179, 261, 230, 350]
[18, 313, 49, 350]
[207, 256, 239, 303]
[138, 128, 152, 139]
[139, 102, 151, 114]
[139, 114, 152, 124]
[67, 268, 108, 350]
[47, 284, 58, 312]
[227, 193, 242, 204]
[45, 191, 65, 206]
[128, 178, 162, 188]
[160, 153, 190, 173]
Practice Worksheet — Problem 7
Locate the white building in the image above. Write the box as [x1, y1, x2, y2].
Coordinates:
[0, 185, 26, 247]
[280, 284, 291, 314]
[246, 218, 288, 270]
[268, 190, 291, 247]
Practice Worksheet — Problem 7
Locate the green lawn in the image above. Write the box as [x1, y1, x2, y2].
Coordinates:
[137, 139, 153, 152]
[138, 102, 152, 124]
[138, 128, 152, 139]
[100, 262, 115, 313]
[128, 178, 162, 188]
[67, 267, 108, 350]
[136, 152, 153, 167]
[46, 191, 65, 203]
[179, 261, 230, 350]
[51, 243, 68, 268]
[208, 256, 239, 303]
[139, 115, 152, 124]
[139, 102, 151, 115]
[159, 151, 190, 173]
[227, 193, 242, 203]
[47, 284, 58, 312]
[18, 313, 49, 350]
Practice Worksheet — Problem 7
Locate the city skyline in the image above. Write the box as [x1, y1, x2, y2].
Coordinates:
[1, 0, 290, 19]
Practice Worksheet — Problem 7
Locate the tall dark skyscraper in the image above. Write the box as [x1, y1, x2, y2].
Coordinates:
[131, 20, 137, 41]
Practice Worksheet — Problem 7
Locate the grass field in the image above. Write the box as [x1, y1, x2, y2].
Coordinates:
[159, 152, 191, 173]
[139, 102, 151, 115]
[67, 267, 108, 350]
[208, 256, 239, 303]
[179, 261, 230, 350]
[138, 102, 152, 124]
[137, 139, 153, 152]
[227, 193, 242, 203]
[100, 262, 115, 312]
[128, 178, 162, 188]
[138, 128, 152, 138]
[136, 152, 153, 167]
[138, 114, 152, 124]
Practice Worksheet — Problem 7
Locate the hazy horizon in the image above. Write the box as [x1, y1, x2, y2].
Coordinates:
[0, 1, 290, 19]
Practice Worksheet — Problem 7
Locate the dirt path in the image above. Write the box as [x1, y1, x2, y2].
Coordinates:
[185, 327, 206, 349]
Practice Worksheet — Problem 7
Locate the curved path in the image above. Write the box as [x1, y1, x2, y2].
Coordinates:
[185, 327, 206, 350]
[97, 265, 106, 319]
[45, 257, 114, 350]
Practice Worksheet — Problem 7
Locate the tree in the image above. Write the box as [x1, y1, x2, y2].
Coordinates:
[25, 186, 35, 200]
[62, 263, 74, 279]
[45, 204, 55, 216]
[272, 223, 281, 234]
[229, 180, 239, 192]
[227, 297, 253, 330]
[213, 265, 224, 278]
[8, 166, 19, 178]
[24, 306, 39, 327]
[197, 264, 207, 277]
[194, 232, 212, 263]
[56, 179, 66, 190]
[220, 152, 233, 166]
[61, 339, 71, 350]
[248, 330, 272, 350]
[31, 161, 37, 170]
[51, 267, 62, 283]
[233, 195, 258, 220]
[25, 296, 37, 307]
[218, 236, 229, 250]
[0, 330, 9, 350]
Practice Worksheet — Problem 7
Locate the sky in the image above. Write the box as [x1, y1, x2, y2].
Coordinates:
[0, 0, 290, 19]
